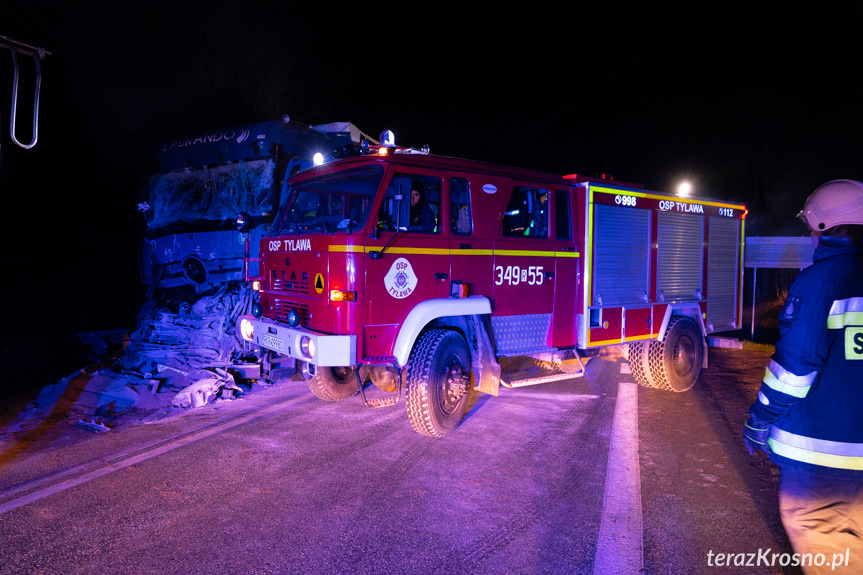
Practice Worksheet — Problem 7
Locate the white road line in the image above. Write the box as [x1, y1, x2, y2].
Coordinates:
[0, 394, 310, 515]
[593, 381, 644, 575]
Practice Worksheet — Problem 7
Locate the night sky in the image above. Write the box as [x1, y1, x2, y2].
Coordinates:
[2, 1, 862, 351]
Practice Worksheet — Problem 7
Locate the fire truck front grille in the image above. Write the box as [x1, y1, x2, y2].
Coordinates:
[271, 270, 310, 294]
[271, 299, 311, 324]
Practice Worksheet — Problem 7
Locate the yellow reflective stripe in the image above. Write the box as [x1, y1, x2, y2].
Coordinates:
[769, 439, 863, 471]
[328, 244, 365, 253]
[828, 313, 863, 329]
[382, 247, 450, 255]
[493, 249, 558, 257]
[772, 427, 863, 456]
[762, 361, 815, 398]
[327, 245, 580, 258]
[590, 185, 746, 210]
[827, 297, 863, 329]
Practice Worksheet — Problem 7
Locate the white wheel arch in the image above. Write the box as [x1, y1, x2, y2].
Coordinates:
[392, 296, 492, 366]
[657, 304, 709, 369]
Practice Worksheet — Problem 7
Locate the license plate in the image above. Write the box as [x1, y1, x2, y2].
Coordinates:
[262, 334, 285, 352]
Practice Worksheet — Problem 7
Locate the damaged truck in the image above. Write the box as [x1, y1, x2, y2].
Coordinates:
[119, 117, 372, 403]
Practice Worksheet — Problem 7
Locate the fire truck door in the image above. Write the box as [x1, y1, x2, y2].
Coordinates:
[448, 176, 494, 298]
[492, 185, 556, 354]
[551, 187, 580, 347]
[364, 173, 450, 359]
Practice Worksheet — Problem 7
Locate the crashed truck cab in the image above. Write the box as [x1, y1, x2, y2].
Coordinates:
[137, 118, 364, 291]
[237, 132, 747, 437]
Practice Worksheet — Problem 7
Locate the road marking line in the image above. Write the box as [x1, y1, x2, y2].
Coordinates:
[0, 394, 310, 515]
[593, 381, 644, 575]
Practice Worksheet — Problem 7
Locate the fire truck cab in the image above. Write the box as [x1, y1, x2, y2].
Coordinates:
[238, 138, 746, 437]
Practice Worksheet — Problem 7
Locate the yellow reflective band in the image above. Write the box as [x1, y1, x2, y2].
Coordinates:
[327, 245, 580, 258]
[493, 249, 557, 257]
[827, 297, 863, 329]
[769, 439, 863, 471]
[590, 186, 746, 210]
[762, 365, 812, 399]
[328, 244, 365, 253]
[765, 360, 816, 387]
[828, 312, 863, 329]
[845, 327, 863, 360]
[381, 247, 450, 255]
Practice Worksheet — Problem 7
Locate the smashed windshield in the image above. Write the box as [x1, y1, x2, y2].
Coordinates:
[271, 166, 383, 235]
[145, 158, 276, 234]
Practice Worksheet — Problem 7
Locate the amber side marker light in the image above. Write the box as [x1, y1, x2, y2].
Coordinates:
[451, 282, 469, 298]
[330, 290, 356, 302]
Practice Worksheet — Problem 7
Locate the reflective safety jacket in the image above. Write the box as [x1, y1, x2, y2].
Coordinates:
[749, 239, 863, 479]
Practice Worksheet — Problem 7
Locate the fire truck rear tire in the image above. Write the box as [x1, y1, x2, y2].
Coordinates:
[307, 366, 360, 401]
[646, 316, 703, 392]
[628, 341, 655, 389]
[405, 329, 471, 438]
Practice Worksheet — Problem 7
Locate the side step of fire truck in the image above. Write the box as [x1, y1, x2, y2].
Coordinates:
[500, 352, 587, 388]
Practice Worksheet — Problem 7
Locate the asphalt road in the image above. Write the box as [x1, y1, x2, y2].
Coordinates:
[0, 347, 798, 575]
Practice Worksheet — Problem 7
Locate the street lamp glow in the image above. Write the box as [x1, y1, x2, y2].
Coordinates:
[677, 181, 692, 196]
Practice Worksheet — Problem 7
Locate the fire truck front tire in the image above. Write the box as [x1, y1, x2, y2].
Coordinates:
[405, 329, 471, 438]
[307, 366, 360, 401]
[640, 316, 703, 392]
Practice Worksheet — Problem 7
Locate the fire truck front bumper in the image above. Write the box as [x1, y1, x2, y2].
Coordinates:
[237, 315, 357, 367]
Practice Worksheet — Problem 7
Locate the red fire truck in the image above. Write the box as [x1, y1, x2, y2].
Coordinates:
[237, 134, 746, 437]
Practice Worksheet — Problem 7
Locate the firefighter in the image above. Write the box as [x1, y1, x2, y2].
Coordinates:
[528, 193, 548, 237]
[743, 179, 863, 574]
[408, 181, 436, 232]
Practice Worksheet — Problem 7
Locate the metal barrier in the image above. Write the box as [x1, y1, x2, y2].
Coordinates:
[0, 34, 50, 150]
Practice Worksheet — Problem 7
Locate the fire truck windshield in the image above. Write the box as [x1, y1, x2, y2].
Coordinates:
[144, 158, 276, 235]
[271, 165, 383, 235]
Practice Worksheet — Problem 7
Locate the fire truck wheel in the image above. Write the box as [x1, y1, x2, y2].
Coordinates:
[405, 329, 471, 438]
[647, 316, 704, 392]
[628, 341, 656, 389]
[307, 366, 360, 401]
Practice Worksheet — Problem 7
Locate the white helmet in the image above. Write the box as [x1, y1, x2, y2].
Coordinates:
[798, 179, 863, 231]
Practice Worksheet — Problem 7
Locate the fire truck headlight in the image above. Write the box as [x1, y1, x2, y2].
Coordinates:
[287, 308, 301, 327]
[299, 336, 315, 359]
[240, 319, 254, 341]
[313, 152, 324, 166]
[251, 302, 263, 318]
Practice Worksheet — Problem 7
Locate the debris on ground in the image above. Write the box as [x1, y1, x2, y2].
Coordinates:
[0, 283, 265, 439]
[75, 418, 111, 433]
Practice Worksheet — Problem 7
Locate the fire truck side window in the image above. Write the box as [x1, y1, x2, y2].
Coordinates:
[377, 173, 441, 233]
[555, 189, 572, 240]
[450, 177, 472, 235]
[502, 186, 549, 237]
